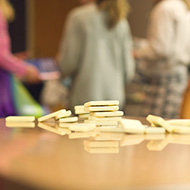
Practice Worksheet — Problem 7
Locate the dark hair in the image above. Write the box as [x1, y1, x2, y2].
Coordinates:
[96, 0, 130, 29]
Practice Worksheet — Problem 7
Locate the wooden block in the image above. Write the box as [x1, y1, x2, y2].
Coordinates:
[85, 120, 118, 126]
[6, 116, 35, 122]
[84, 140, 119, 148]
[146, 114, 173, 133]
[172, 126, 190, 134]
[85, 106, 119, 112]
[90, 111, 124, 117]
[145, 127, 165, 134]
[74, 105, 84, 110]
[54, 123, 71, 134]
[58, 122, 77, 128]
[55, 110, 72, 120]
[78, 114, 89, 119]
[97, 126, 125, 133]
[89, 116, 122, 122]
[75, 110, 89, 115]
[120, 119, 145, 134]
[38, 122, 70, 135]
[84, 100, 119, 107]
[38, 109, 66, 122]
[146, 114, 165, 127]
[59, 117, 78, 123]
[165, 119, 190, 127]
[74, 105, 89, 114]
[6, 122, 35, 128]
[69, 123, 96, 132]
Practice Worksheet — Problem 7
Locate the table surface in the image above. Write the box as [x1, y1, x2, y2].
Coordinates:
[1, 117, 190, 190]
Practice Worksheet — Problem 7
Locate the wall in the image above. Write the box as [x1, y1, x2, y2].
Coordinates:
[33, 0, 79, 58]
[128, 0, 152, 38]
[9, 0, 26, 53]
[27, 0, 153, 58]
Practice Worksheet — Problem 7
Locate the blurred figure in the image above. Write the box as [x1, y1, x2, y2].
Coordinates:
[0, 0, 41, 117]
[57, 0, 135, 110]
[134, 0, 190, 118]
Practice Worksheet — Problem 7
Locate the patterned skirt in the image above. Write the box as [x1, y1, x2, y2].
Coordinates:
[126, 63, 189, 119]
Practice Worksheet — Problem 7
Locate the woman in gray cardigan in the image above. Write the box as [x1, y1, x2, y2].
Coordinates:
[57, 0, 135, 110]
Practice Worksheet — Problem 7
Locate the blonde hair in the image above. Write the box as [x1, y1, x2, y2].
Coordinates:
[96, 0, 130, 29]
[0, 0, 14, 21]
[183, 0, 190, 10]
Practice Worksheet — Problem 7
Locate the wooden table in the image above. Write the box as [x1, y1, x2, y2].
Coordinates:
[1, 118, 190, 190]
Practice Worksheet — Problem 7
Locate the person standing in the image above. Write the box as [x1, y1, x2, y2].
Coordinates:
[134, 0, 190, 118]
[0, 0, 41, 117]
[57, 0, 135, 110]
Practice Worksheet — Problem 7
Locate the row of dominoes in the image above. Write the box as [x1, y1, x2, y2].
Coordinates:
[5, 109, 78, 129]
[5, 112, 190, 153]
[146, 114, 190, 134]
[73, 100, 166, 134]
[82, 113, 190, 153]
[64, 115, 190, 135]
[5, 100, 190, 135]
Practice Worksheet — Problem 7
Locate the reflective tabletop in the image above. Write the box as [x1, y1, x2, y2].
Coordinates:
[1, 118, 190, 190]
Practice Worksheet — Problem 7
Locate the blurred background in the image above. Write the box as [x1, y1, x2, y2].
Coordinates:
[9, 0, 152, 58]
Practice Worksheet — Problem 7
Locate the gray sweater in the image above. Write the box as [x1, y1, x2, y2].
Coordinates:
[58, 3, 135, 109]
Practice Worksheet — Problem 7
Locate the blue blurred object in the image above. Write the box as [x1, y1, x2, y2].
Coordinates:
[26, 58, 61, 80]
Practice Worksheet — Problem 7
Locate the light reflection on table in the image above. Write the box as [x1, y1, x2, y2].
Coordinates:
[1, 118, 190, 190]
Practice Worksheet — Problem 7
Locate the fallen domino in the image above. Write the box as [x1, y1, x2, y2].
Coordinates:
[74, 105, 89, 115]
[90, 111, 124, 118]
[145, 127, 165, 134]
[146, 115, 173, 133]
[38, 122, 70, 135]
[85, 120, 118, 126]
[85, 106, 119, 112]
[55, 110, 72, 120]
[6, 122, 35, 128]
[38, 109, 66, 122]
[6, 116, 35, 122]
[84, 100, 119, 107]
[120, 119, 145, 134]
[165, 119, 190, 127]
[59, 116, 78, 123]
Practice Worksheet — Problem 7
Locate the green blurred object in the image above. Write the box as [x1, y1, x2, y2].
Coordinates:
[11, 76, 44, 118]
